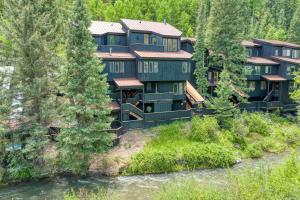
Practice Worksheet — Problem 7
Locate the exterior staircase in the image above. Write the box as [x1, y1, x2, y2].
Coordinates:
[263, 90, 274, 102]
[186, 81, 205, 107]
[122, 103, 144, 120]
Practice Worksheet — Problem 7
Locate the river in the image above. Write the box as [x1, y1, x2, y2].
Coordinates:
[0, 151, 293, 200]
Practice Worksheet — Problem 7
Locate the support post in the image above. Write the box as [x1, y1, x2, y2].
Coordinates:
[120, 89, 123, 122]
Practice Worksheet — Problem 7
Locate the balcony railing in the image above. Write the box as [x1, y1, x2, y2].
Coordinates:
[144, 109, 192, 121]
[144, 92, 174, 102]
[98, 45, 130, 52]
[130, 43, 164, 52]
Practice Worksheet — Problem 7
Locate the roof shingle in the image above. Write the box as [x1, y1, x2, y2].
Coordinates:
[121, 19, 182, 37]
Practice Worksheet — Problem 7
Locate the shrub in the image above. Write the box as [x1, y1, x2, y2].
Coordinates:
[243, 113, 271, 136]
[190, 116, 220, 142]
[126, 148, 178, 174]
[245, 143, 263, 158]
[231, 117, 249, 137]
[259, 137, 287, 153]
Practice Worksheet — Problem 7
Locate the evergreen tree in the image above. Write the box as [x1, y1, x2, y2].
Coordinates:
[193, 1, 208, 97]
[207, 0, 247, 122]
[288, 6, 300, 44]
[57, 0, 113, 175]
[0, 0, 61, 179]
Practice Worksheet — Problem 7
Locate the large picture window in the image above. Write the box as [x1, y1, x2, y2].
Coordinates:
[109, 61, 125, 73]
[142, 61, 158, 74]
[292, 49, 300, 58]
[283, 48, 291, 57]
[163, 38, 178, 51]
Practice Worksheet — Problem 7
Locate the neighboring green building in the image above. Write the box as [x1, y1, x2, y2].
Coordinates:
[181, 38, 300, 113]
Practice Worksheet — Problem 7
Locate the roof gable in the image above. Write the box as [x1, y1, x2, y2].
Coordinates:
[121, 19, 182, 37]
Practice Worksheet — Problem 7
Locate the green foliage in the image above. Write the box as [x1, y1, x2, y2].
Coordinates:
[288, 6, 300, 43]
[154, 154, 300, 200]
[57, 0, 113, 175]
[245, 143, 263, 158]
[190, 116, 219, 142]
[243, 113, 271, 136]
[126, 143, 236, 175]
[193, 1, 209, 97]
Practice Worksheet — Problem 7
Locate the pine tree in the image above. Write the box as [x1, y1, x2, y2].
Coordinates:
[193, 1, 208, 97]
[0, 0, 61, 178]
[57, 0, 113, 175]
[288, 6, 300, 44]
[207, 0, 247, 123]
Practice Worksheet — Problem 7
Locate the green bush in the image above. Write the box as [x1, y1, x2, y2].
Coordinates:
[190, 116, 220, 142]
[126, 148, 178, 174]
[126, 143, 236, 175]
[231, 117, 249, 137]
[259, 137, 287, 153]
[245, 143, 263, 158]
[243, 113, 271, 136]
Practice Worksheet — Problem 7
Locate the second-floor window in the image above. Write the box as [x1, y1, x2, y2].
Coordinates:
[144, 34, 149, 45]
[139, 61, 159, 73]
[265, 66, 271, 74]
[287, 65, 296, 76]
[292, 49, 300, 58]
[274, 49, 279, 56]
[248, 81, 256, 91]
[151, 36, 157, 45]
[182, 62, 191, 73]
[253, 66, 261, 75]
[261, 81, 267, 90]
[283, 48, 291, 57]
[163, 38, 178, 51]
[173, 82, 184, 95]
[109, 35, 116, 45]
[109, 62, 125, 73]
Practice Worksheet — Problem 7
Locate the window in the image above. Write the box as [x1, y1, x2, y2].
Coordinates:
[247, 48, 252, 57]
[173, 83, 179, 94]
[283, 48, 291, 57]
[292, 49, 300, 58]
[163, 38, 178, 51]
[248, 81, 256, 90]
[109, 61, 125, 73]
[213, 71, 219, 83]
[182, 62, 190, 73]
[265, 66, 271, 74]
[287, 65, 296, 76]
[208, 71, 213, 82]
[138, 61, 143, 73]
[151, 36, 157, 45]
[274, 49, 279, 56]
[141, 61, 158, 73]
[154, 62, 158, 73]
[172, 39, 177, 51]
[261, 81, 267, 90]
[146, 83, 152, 91]
[109, 35, 116, 45]
[149, 62, 154, 73]
[163, 38, 168, 51]
[144, 61, 149, 73]
[244, 65, 253, 75]
[178, 82, 183, 95]
[254, 66, 261, 75]
[144, 34, 149, 45]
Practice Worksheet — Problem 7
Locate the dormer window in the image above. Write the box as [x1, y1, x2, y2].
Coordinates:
[292, 49, 300, 58]
[283, 47, 291, 57]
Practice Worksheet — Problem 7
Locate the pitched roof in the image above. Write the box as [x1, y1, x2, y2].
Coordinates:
[253, 39, 300, 49]
[271, 56, 300, 65]
[247, 57, 279, 65]
[94, 52, 136, 60]
[121, 19, 182, 37]
[181, 37, 196, 44]
[89, 21, 126, 36]
[113, 78, 144, 88]
[242, 40, 261, 48]
[134, 50, 192, 59]
[262, 75, 287, 81]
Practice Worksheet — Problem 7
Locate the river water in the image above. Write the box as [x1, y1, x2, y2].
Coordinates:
[0, 151, 292, 200]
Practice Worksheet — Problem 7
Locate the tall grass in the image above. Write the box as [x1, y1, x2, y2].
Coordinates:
[155, 154, 300, 200]
[125, 113, 300, 175]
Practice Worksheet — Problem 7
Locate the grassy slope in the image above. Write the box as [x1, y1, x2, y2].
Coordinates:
[125, 113, 300, 175]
